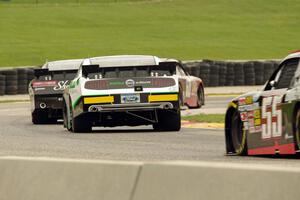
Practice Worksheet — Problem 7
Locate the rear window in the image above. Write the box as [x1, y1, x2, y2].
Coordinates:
[37, 70, 77, 81]
[275, 59, 299, 89]
[87, 65, 176, 79]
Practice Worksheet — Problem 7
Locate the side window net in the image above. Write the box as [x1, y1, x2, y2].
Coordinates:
[276, 59, 299, 89]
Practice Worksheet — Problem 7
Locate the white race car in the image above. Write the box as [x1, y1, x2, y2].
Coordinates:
[63, 55, 203, 133]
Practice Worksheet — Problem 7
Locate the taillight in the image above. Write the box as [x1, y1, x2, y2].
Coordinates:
[32, 81, 57, 88]
[85, 80, 108, 90]
[152, 78, 176, 87]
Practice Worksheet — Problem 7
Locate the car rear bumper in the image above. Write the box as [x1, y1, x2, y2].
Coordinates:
[33, 95, 63, 110]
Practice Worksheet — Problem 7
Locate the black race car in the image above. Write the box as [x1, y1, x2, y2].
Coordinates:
[29, 59, 82, 124]
[225, 52, 300, 155]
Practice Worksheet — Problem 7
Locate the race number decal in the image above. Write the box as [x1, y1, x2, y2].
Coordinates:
[261, 95, 283, 139]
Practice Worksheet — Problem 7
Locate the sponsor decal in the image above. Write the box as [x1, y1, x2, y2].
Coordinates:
[109, 81, 124, 86]
[240, 112, 248, 121]
[248, 118, 255, 127]
[254, 109, 261, 118]
[34, 87, 45, 91]
[245, 96, 253, 105]
[125, 79, 135, 87]
[244, 105, 254, 111]
[238, 98, 246, 106]
[255, 118, 261, 126]
[243, 122, 249, 130]
[53, 80, 69, 91]
[136, 80, 151, 85]
[248, 111, 254, 118]
[238, 105, 246, 112]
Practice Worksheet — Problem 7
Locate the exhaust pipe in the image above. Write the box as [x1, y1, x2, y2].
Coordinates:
[163, 103, 173, 110]
[89, 106, 98, 112]
[40, 102, 46, 109]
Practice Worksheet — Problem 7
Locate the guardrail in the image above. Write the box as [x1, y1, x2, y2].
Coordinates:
[0, 59, 279, 95]
[0, 157, 299, 200]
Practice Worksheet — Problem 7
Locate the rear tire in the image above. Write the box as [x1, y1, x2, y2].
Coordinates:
[153, 109, 181, 131]
[72, 114, 92, 133]
[197, 87, 205, 108]
[62, 100, 68, 129]
[230, 109, 247, 155]
[32, 111, 55, 124]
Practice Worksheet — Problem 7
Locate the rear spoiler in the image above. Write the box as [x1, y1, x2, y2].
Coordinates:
[82, 65, 100, 77]
[34, 68, 50, 77]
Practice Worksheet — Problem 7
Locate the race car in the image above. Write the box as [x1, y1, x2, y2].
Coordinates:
[29, 59, 82, 124]
[63, 55, 204, 133]
[225, 51, 300, 155]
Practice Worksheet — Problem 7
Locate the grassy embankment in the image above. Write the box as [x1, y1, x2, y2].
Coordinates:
[0, 0, 300, 66]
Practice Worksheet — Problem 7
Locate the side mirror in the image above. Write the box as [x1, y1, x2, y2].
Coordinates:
[270, 80, 277, 87]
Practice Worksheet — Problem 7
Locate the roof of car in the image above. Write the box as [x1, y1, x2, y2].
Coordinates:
[282, 52, 300, 63]
[86, 55, 179, 67]
[42, 59, 83, 71]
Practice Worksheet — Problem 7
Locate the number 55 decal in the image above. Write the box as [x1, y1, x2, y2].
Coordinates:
[261, 95, 283, 139]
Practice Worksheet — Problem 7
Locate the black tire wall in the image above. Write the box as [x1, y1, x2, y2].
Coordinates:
[183, 59, 280, 86]
[0, 60, 281, 96]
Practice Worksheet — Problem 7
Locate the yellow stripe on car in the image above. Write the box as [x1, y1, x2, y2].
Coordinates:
[84, 96, 114, 104]
[148, 94, 178, 102]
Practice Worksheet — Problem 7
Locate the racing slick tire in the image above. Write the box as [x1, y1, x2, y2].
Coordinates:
[63, 99, 73, 132]
[190, 86, 205, 109]
[72, 114, 92, 133]
[62, 100, 69, 130]
[179, 86, 184, 108]
[226, 108, 247, 155]
[197, 86, 205, 108]
[153, 109, 181, 131]
[32, 111, 55, 124]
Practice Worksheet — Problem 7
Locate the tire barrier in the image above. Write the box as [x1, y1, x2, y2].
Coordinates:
[183, 60, 280, 87]
[0, 75, 5, 96]
[0, 69, 18, 95]
[0, 68, 36, 96]
[17, 68, 29, 94]
[0, 60, 280, 95]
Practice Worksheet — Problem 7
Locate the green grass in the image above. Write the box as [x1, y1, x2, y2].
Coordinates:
[182, 113, 225, 123]
[0, 0, 300, 66]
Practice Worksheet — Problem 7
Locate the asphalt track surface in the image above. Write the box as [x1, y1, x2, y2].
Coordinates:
[0, 97, 299, 167]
